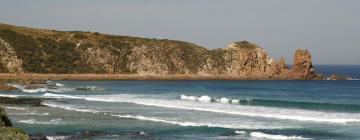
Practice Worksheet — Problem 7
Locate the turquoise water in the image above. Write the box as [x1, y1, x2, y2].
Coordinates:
[1, 80, 360, 140]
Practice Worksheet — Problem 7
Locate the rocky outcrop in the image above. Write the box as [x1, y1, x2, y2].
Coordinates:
[0, 23, 323, 79]
[290, 50, 322, 79]
[213, 41, 279, 78]
[328, 74, 349, 80]
[0, 38, 23, 73]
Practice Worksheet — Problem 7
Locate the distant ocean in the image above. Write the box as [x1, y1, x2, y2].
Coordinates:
[315, 65, 360, 79]
[1, 65, 359, 140]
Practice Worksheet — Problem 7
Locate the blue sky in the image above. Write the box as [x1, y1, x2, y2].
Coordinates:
[0, 0, 359, 64]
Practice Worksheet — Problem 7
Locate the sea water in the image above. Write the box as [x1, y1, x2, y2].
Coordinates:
[1, 66, 360, 140]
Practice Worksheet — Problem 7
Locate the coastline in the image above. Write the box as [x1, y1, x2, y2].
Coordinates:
[0, 73, 313, 80]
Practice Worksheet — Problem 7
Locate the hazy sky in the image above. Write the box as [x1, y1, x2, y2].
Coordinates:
[0, 0, 359, 64]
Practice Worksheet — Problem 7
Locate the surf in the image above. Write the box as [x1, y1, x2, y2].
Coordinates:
[40, 93, 360, 124]
[180, 94, 360, 112]
[41, 101, 294, 129]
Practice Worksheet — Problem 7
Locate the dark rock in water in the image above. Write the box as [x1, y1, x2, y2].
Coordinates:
[75, 86, 96, 91]
[24, 84, 44, 89]
[0, 84, 16, 91]
[29, 80, 48, 85]
[81, 130, 108, 137]
[128, 131, 147, 136]
[0, 97, 47, 106]
[329, 74, 349, 80]
[28, 133, 48, 140]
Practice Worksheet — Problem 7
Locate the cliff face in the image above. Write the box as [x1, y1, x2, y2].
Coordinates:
[0, 38, 23, 73]
[0, 23, 322, 79]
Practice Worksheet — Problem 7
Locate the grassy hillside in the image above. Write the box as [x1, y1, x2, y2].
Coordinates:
[0, 23, 207, 74]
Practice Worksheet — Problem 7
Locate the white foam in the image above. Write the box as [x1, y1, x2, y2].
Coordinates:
[55, 83, 64, 87]
[197, 95, 211, 102]
[24, 88, 48, 93]
[41, 101, 289, 129]
[235, 130, 247, 134]
[139, 131, 146, 135]
[46, 136, 70, 140]
[43, 93, 81, 99]
[6, 83, 22, 89]
[180, 95, 197, 101]
[39, 93, 360, 124]
[109, 114, 283, 129]
[41, 101, 99, 113]
[9, 112, 50, 116]
[250, 132, 310, 140]
[180, 94, 241, 105]
[0, 94, 21, 98]
[219, 97, 230, 103]
[18, 118, 63, 125]
[7, 83, 73, 93]
[231, 99, 240, 104]
[3, 106, 26, 110]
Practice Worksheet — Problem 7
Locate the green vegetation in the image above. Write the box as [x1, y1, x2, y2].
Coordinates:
[0, 107, 30, 140]
[233, 40, 258, 49]
[0, 22, 212, 74]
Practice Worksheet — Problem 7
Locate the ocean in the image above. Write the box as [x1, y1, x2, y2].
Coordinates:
[1, 65, 360, 140]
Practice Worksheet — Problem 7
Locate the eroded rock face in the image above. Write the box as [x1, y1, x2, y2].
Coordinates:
[0, 38, 23, 73]
[290, 49, 321, 79]
[217, 41, 279, 78]
[80, 47, 117, 73]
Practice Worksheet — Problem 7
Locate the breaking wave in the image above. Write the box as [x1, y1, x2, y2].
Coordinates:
[41, 101, 99, 113]
[234, 130, 311, 140]
[39, 94, 360, 124]
[45, 136, 70, 140]
[0, 94, 23, 98]
[8, 112, 50, 116]
[41, 101, 292, 129]
[3, 106, 26, 110]
[7, 82, 73, 93]
[18, 118, 63, 125]
[180, 94, 247, 104]
[180, 94, 360, 112]
[43, 93, 81, 99]
[249, 132, 310, 140]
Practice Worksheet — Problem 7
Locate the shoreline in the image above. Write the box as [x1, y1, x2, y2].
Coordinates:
[0, 73, 305, 81]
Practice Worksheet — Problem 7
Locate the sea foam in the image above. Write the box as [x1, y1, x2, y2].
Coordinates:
[42, 101, 291, 129]
[250, 132, 310, 140]
[0, 94, 22, 98]
[3, 106, 26, 110]
[7, 82, 73, 93]
[180, 94, 242, 104]
[40, 93, 360, 124]
[41, 101, 99, 113]
[18, 118, 63, 125]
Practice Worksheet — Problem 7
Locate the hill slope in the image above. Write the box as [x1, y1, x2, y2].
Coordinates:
[0, 23, 322, 79]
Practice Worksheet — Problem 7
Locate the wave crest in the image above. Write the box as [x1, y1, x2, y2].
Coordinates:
[250, 132, 310, 140]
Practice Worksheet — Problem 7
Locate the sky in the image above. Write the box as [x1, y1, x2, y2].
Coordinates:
[0, 0, 359, 64]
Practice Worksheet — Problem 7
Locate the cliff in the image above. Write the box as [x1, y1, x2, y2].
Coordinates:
[0, 23, 322, 80]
